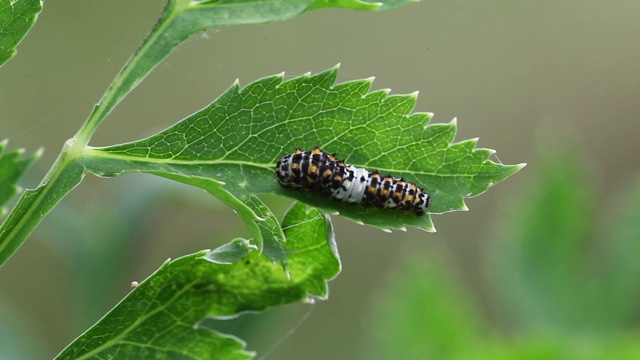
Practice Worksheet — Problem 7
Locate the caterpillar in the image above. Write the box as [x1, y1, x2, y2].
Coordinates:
[275, 147, 430, 216]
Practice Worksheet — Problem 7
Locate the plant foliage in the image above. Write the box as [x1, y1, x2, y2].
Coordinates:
[56, 203, 339, 359]
[0, 0, 42, 66]
[0, 0, 525, 358]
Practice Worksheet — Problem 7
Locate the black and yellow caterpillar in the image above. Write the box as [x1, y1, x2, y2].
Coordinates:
[275, 147, 430, 216]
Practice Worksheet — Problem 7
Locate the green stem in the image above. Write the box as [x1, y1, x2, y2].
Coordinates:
[0, 147, 85, 267]
[0, 0, 190, 266]
[73, 0, 187, 146]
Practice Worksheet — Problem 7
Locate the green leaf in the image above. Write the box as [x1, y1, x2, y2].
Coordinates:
[0, 140, 39, 215]
[0, 68, 522, 268]
[0, 0, 42, 67]
[206, 238, 257, 264]
[55, 203, 340, 359]
[87, 67, 523, 236]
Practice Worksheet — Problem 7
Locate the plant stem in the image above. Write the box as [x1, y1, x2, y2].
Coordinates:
[73, 0, 185, 146]
[0, 145, 84, 267]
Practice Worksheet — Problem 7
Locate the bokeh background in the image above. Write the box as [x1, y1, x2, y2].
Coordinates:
[1, 0, 640, 358]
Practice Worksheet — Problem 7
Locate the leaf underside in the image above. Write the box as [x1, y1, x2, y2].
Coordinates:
[56, 203, 340, 360]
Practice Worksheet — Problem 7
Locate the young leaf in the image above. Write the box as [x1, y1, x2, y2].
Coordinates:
[0, 0, 42, 67]
[0, 140, 40, 214]
[86, 67, 523, 236]
[55, 203, 340, 359]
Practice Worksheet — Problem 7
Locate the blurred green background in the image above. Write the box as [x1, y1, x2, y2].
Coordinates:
[1, 0, 640, 359]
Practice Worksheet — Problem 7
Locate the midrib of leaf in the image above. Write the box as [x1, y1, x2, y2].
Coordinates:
[85, 148, 274, 171]
[87, 147, 493, 179]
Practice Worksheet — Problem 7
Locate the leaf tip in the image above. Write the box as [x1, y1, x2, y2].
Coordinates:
[230, 78, 242, 92]
[382, 228, 392, 233]
[421, 224, 437, 233]
[419, 111, 435, 125]
[377, 88, 391, 96]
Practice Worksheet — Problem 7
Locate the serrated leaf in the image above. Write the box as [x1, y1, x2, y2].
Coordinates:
[0, 0, 42, 67]
[56, 203, 339, 359]
[0, 140, 39, 214]
[87, 67, 523, 237]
